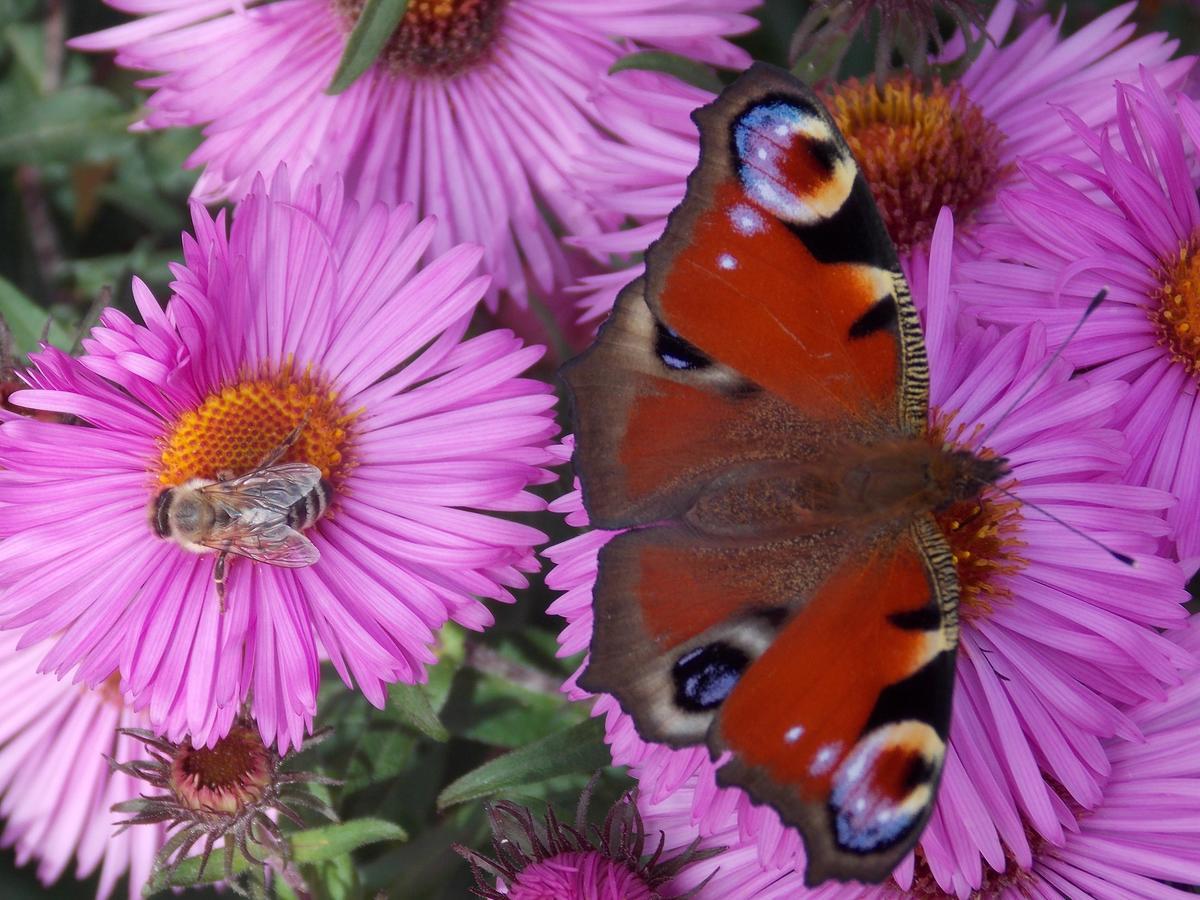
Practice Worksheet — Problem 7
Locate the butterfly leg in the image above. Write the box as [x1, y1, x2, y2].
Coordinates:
[253, 408, 313, 471]
[214, 551, 229, 613]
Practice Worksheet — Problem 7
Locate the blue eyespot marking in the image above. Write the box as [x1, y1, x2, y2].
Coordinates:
[733, 102, 821, 223]
[828, 725, 935, 854]
[672, 643, 748, 711]
[655, 324, 711, 371]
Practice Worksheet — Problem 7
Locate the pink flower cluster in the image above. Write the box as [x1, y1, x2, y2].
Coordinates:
[1, 0, 1199, 897]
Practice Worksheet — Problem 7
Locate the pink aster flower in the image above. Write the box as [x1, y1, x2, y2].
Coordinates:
[456, 788, 718, 899]
[0, 166, 556, 752]
[70, 0, 758, 309]
[545, 209, 1191, 892]
[960, 70, 1200, 568]
[0, 632, 160, 899]
[567, 0, 1190, 321]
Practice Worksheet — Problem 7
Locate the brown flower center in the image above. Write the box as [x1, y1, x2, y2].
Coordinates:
[1150, 233, 1200, 376]
[899, 781, 1083, 896]
[333, 0, 509, 78]
[170, 725, 273, 815]
[825, 76, 1008, 253]
[930, 419, 1025, 622]
[156, 366, 353, 487]
[901, 845, 1040, 897]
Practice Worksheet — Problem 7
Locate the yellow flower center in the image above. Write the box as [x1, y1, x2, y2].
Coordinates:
[825, 76, 1008, 253]
[333, 0, 509, 77]
[156, 367, 353, 487]
[1150, 234, 1200, 376]
[929, 419, 1025, 622]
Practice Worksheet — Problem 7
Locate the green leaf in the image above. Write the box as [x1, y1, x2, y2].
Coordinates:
[309, 853, 359, 900]
[314, 683, 419, 793]
[326, 0, 409, 95]
[148, 851, 249, 890]
[790, 28, 855, 85]
[440, 668, 583, 749]
[388, 682, 450, 742]
[292, 818, 408, 864]
[61, 246, 176, 302]
[609, 50, 722, 93]
[4, 23, 45, 93]
[0, 86, 133, 166]
[437, 717, 610, 810]
[145, 820, 406, 892]
[0, 274, 69, 353]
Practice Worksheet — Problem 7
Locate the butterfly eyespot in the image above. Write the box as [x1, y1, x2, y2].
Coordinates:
[828, 721, 942, 854]
[672, 642, 748, 711]
[655, 324, 712, 371]
[732, 99, 853, 226]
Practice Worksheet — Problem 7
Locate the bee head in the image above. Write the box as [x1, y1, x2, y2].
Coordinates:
[152, 482, 215, 543]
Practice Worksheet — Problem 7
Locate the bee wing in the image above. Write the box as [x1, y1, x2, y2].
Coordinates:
[196, 463, 324, 567]
[202, 463, 324, 511]
[201, 520, 321, 567]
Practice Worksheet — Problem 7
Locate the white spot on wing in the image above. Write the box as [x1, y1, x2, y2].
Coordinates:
[810, 742, 841, 776]
[784, 725, 805, 744]
[729, 204, 764, 236]
[717, 253, 737, 271]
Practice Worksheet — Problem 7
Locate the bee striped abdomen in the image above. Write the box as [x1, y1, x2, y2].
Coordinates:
[286, 478, 332, 530]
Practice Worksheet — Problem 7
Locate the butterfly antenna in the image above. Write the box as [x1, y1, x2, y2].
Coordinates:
[989, 483, 1135, 567]
[975, 288, 1108, 449]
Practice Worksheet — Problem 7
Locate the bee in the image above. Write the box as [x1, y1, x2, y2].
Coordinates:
[150, 417, 331, 609]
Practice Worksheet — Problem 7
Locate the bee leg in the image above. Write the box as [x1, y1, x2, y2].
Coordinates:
[253, 408, 314, 472]
[214, 551, 229, 614]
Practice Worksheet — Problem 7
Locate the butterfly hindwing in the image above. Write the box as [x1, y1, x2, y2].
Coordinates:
[580, 519, 849, 746]
[712, 515, 957, 885]
[566, 63, 958, 885]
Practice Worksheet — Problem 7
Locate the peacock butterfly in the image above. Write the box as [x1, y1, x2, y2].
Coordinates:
[561, 62, 1008, 885]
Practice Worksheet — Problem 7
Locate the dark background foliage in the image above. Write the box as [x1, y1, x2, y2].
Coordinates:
[0, 1, 1195, 897]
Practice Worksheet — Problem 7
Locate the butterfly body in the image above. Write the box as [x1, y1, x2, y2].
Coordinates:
[563, 63, 1006, 885]
[685, 440, 1001, 538]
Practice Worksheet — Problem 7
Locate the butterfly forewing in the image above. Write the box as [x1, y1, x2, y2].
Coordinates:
[565, 63, 963, 885]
